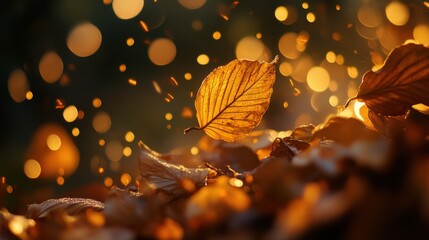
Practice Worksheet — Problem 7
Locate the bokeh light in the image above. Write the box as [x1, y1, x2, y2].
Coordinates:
[307, 67, 330, 92]
[125, 131, 135, 142]
[120, 173, 132, 186]
[236, 36, 264, 60]
[8, 69, 29, 103]
[92, 111, 112, 133]
[105, 140, 123, 162]
[39, 51, 64, 83]
[358, 4, 382, 28]
[278, 33, 300, 59]
[148, 38, 177, 66]
[46, 134, 61, 151]
[24, 159, 41, 179]
[112, 0, 144, 20]
[413, 24, 429, 46]
[178, 0, 206, 10]
[63, 105, 78, 123]
[67, 22, 102, 57]
[275, 6, 288, 22]
[197, 54, 210, 65]
[385, 1, 409, 26]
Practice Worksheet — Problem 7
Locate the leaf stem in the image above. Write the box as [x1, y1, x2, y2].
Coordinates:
[183, 126, 202, 134]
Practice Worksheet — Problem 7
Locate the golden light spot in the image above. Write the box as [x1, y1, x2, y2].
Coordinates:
[354, 100, 366, 121]
[6, 185, 13, 193]
[279, 62, 293, 76]
[302, 2, 309, 9]
[63, 105, 78, 123]
[347, 66, 359, 79]
[335, 54, 344, 65]
[24, 159, 41, 179]
[336, 4, 341, 10]
[229, 178, 244, 187]
[139, 20, 149, 32]
[283, 101, 289, 108]
[275, 6, 288, 22]
[92, 98, 102, 108]
[47, 134, 61, 151]
[39, 51, 64, 83]
[197, 54, 210, 65]
[256, 33, 262, 39]
[71, 128, 80, 137]
[104, 177, 113, 187]
[148, 38, 176, 66]
[128, 78, 137, 86]
[119, 64, 126, 72]
[8, 69, 29, 103]
[212, 31, 221, 40]
[306, 12, 316, 23]
[103, 0, 112, 5]
[326, 51, 336, 63]
[236, 36, 264, 60]
[126, 38, 134, 46]
[123, 146, 132, 157]
[178, 0, 206, 10]
[329, 95, 339, 107]
[105, 140, 123, 162]
[25, 91, 33, 100]
[120, 173, 132, 186]
[169, 76, 179, 87]
[92, 111, 111, 133]
[67, 22, 102, 57]
[220, 13, 229, 21]
[385, 1, 409, 26]
[77, 110, 84, 120]
[413, 104, 429, 114]
[413, 24, 429, 46]
[181, 106, 193, 118]
[98, 167, 104, 174]
[112, 0, 144, 20]
[329, 80, 338, 92]
[357, 5, 382, 28]
[152, 81, 162, 94]
[190, 146, 199, 155]
[165, 113, 173, 121]
[56, 176, 65, 185]
[303, 183, 322, 205]
[99, 139, 106, 146]
[278, 33, 300, 59]
[293, 88, 301, 96]
[184, 72, 192, 80]
[307, 66, 330, 92]
[124, 131, 135, 142]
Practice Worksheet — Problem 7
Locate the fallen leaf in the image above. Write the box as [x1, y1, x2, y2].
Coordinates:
[347, 43, 429, 116]
[26, 198, 105, 219]
[185, 56, 278, 142]
[368, 110, 408, 137]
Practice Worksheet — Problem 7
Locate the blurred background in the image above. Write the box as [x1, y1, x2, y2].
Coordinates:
[1, 0, 428, 212]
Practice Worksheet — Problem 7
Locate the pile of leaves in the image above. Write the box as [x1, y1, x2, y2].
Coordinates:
[1, 43, 429, 240]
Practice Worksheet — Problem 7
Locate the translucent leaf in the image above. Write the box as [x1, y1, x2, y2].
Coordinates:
[26, 198, 105, 219]
[348, 43, 429, 116]
[185, 56, 278, 142]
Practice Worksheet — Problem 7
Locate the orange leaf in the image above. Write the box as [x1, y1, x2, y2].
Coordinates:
[185, 56, 278, 142]
[348, 43, 429, 116]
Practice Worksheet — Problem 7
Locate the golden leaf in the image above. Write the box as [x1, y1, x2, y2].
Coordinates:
[185, 56, 278, 142]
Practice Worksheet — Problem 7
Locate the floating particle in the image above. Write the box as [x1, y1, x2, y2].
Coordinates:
[212, 31, 221, 40]
[99, 139, 106, 146]
[170, 76, 179, 86]
[148, 38, 177, 65]
[93, 111, 111, 133]
[181, 106, 193, 118]
[104, 177, 113, 187]
[8, 69, 29, 103]
[25, 91, 33, 100]
[293, 88, 301, 96]
[67, 22, 102, 57]
[24, 159, 41, 179]
[57, 176, 65, 185]
[165, 113, 173, 121]
[229, 178, 244, 187]
[178, 0, 206, 10]
[92, 98, 102, 108]
[123, 147, 132, 157]
[128, 78, 137, 86]
[326, 51, 336, 63]
[190, 91, 194, 98]
[112, 0, 144, 20]
[274, 6, 288, 22]
[98, 167, 105, 174]
[255, 33, 262, 39]
[6, 185, 13, 193]
[329, 95, 339, 107]
[47, 134, 61, 151]
[184, 72, 192, 80]
[289, 79, 295, 87]
[336, 5, 341, 10]
[166, 93, 174, 101]
[302, 2, 309, 9]
[166, 124, 172, 129]
[39, 51, 64, 84]
[306, 12, 315, 23]
[220, 13, 229, 21]
[197, 54, 210, 65]
[126, 38, 134, 46]
[63, 105, 78, 122]
[72, 128, 80, 137]
[124, 131, 135, 142]
[120, 173, 132, 186]
[283, 101, 289, 108]
[336, 54, 344, 65]
[119, 64, 126, 72]
[190, 146, 199, 155]
[347, 66, 359, 79]
[164, 97, 171, 103]
[139, 20, 149, 32]
[152, 81, 162, 94]
[77, 110, 84, 120]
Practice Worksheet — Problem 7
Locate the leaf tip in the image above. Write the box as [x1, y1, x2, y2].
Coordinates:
[272, 55, 279, 64]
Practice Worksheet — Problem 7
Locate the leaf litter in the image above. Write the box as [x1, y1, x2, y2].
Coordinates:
[2, 44, 429, 239]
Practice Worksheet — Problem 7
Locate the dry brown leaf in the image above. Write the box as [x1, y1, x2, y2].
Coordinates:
[347, 43, 429, 116]
[26, 198, 105, 219]
[185, 56, 278, 142]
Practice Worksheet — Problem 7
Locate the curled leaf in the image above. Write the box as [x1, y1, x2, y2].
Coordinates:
[347, 43, 429, 116]
[185, 56, 278, 142]
[138, 142, 212, 196]
[26, 198, 105, 219]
